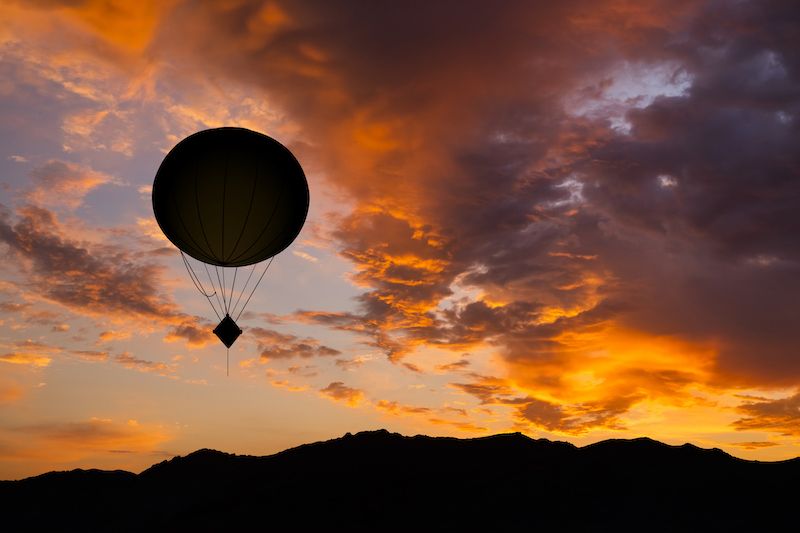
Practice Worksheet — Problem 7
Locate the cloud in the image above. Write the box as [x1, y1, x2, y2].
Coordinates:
[732, 392, 800, 437]
[517, 395, 634, 434]
[373, 398, 487, 433]
[0, 352, 52, 368]
[436, 359, 470, 372]
[319, 381, 364, 407]
[730, 441, 779, 450]
[427, 418, 487, 433]
[292, 250, 318, 263]
[451, 371, 644, 435]
[270, 380, 309, 392]
[250, 327, 341, 362]
[334, 355, 374, 370]
[375, 400, 431, 416]
[70, 350, 109, 362]
[3, 0, 800, 447]
[0, 203, 212, 348]
[114, 352, 174, 375]
[287, 365, 317, 377]
[0, 340, 61, 368]
[98, 330, 132, 342]
[26, 160, 117, 209]
[451, 375, 525, 405]
[0, 204, 175, 320]
[190, 0, 799, 431]
[164, 320, 215, 348]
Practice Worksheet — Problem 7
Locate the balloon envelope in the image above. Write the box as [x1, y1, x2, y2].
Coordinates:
[152, 127, 309, 267]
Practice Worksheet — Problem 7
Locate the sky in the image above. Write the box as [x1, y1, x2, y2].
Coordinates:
[1, 0, 799, 479]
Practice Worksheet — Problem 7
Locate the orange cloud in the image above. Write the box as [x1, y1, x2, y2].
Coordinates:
[270, 380, 309, 392]
[0, 353, 52, 368]
[427, 418, 488, 433]
[732, 392, 800, 437]
[98, 330, 132, 342]
[319, 381, 364, 407]
[730, 441, 779, 450]
[163, 320, 216, 349]
[114, 352, 174, 376]
[375, 400, 431, 416]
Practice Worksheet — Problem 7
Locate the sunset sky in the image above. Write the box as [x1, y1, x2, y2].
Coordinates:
[1, 0, 799, 479]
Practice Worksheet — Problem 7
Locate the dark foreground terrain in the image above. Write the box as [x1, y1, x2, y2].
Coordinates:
[1, 429, 797, 531]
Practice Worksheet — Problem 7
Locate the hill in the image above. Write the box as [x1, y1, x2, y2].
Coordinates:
[1, 430, 797, 531]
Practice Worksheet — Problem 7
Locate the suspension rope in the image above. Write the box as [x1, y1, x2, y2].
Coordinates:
[203, 262, 225, 315]
[230, 263, 257, 318]
[180, 252, 222, 320]
[222, 266, 227, 311]
[235, 256, 274, 321]
[215, 266, 228, 314]
[230, 266, 238, 310]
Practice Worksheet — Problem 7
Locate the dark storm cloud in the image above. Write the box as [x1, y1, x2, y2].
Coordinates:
[144, 0, 800, 427]
[577, 0, 800, 383]
[149, 0, 603, 365]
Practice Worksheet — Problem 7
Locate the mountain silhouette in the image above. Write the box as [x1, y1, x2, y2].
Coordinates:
[1, 430, 796, 531]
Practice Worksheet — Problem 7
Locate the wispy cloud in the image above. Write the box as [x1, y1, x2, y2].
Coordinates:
[251, 327, 340, 362]
[26, 160, 118, 209]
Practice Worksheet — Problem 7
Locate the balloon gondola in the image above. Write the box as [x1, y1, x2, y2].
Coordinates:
[152, 127, 309, 370]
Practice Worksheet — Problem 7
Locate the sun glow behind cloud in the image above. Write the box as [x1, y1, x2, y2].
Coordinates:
[1, 0, 800, 479]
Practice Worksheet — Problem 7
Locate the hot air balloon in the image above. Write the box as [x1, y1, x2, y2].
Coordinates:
[152, 127, 309, 368]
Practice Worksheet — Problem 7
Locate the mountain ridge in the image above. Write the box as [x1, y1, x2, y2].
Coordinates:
[2, 429, 797, 531]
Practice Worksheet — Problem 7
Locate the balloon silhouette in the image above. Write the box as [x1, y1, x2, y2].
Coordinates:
[152, 127, 309, 358]
[152, 127, 308, 267]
